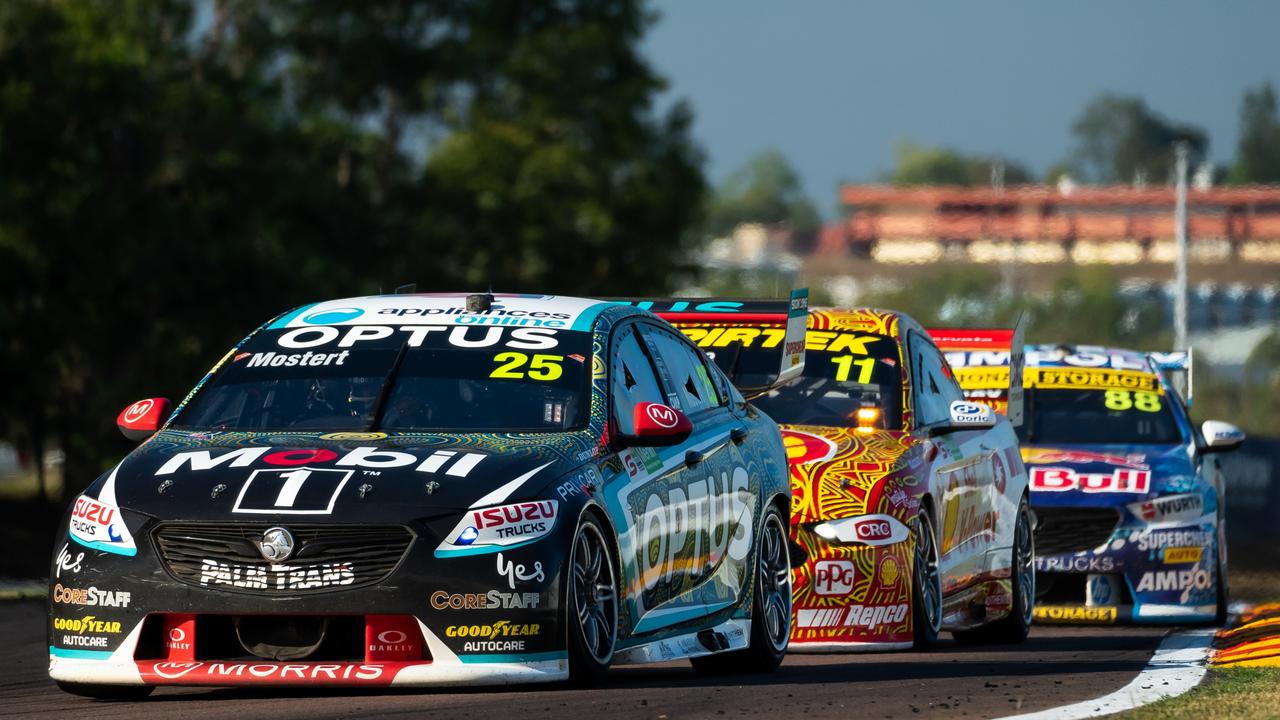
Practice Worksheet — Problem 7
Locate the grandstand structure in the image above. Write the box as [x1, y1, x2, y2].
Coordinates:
[819, 185, 1280, 265]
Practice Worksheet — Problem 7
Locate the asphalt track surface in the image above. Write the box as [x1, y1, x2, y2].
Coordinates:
[1, 601, 1174, 719]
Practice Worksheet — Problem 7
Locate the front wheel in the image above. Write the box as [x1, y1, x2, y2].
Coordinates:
[567, 512, 619, 684]
[912, 507, 943, 650]
[692, 503, 791, 674]
[953, 495, 1034, 645]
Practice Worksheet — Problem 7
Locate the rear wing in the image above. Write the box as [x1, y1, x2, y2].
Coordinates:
[1148, 350, 1193, 408]
[927, 314, 1026, 427]
[610, 289, 809, 399]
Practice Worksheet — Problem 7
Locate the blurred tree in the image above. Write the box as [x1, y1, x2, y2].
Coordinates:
[0, 0, 706, 499]
[1068, 94, 1207, 184]
[889, 141, 1033, 187]
[706, 149, 819, 237]
[1228, 81, 1280, 184]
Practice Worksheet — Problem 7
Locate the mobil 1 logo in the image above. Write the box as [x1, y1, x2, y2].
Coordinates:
[232, 468, 352, 515]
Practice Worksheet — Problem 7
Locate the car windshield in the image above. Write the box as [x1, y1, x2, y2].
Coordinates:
[1018, 387, 1182, 445]
[749, 332, 904, 429]
[173, 325, 591, 432]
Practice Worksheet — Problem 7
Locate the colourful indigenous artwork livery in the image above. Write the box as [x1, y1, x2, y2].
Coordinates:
[943, 344, 1245, 624]
[48, 293, 800, 697]
[666, 307, 1033, 651]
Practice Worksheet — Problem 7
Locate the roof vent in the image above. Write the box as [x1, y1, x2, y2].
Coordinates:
[466, 293, 494, 312]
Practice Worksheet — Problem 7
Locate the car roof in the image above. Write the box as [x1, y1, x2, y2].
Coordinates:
[268, 293, 619, 332]
[808, 307, 907, 336]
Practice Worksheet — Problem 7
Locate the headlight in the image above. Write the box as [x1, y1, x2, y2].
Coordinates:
[811, 513, 910, 546]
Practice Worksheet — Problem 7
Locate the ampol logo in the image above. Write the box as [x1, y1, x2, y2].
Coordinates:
[302, 307, 364, 325]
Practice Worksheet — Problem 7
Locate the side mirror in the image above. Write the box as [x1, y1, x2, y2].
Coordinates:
[929, 400, 997, 436]
[117, 397, 172, 442]
[621, 402, 693, 447]
[1201, 420, 1245, 453]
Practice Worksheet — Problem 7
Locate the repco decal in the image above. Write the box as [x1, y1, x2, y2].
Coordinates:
[154, 446, 487, 478]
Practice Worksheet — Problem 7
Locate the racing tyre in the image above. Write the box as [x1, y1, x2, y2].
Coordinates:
[567, 512, 619, 684]
[912, 506, 942, 650]
[1214, 554, 1229, 626]
[55, 681, 154, 700]
[953, 495, 1034, 645]
[692, 504, 791, 675]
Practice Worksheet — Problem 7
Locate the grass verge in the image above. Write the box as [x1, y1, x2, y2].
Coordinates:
[1112, 667, 1280, 719]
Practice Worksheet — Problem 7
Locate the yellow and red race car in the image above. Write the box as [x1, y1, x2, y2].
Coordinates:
[665, 307, 1033, 651]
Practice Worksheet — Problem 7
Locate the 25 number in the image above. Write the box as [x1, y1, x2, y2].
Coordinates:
[490, 352, 564, 381]
[1104, 390, 1161, 412]
[831, 355, 874, 383]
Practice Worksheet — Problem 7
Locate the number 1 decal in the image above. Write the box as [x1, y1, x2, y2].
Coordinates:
[232, 467, 353, 515]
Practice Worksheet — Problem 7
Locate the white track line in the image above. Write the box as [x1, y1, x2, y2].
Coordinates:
[995, 628, 1215, 720]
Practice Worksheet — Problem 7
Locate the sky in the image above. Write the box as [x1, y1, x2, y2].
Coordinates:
[643, 0, 1280, 215]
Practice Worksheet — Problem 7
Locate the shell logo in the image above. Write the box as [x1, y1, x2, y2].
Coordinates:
[781, 430, 838, 466]
[880, 555, 901, 588]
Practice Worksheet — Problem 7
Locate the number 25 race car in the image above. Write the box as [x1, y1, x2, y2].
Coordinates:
[660, 305, 1034, 651]
[49, 292, 805, 698]
[942, 344, 1245, 625]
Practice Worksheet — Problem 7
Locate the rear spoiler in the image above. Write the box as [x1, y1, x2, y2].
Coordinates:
[1148, 350, 1193, 408]
[609, 289, 809, 399]
[927, 314, 1026, 427]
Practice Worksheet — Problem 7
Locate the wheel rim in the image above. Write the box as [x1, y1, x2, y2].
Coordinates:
[572, 521, 617, 665]
[1015, 505, 1035, 625]
[914, 512, 942, 633]
[757, 512, 792, 652]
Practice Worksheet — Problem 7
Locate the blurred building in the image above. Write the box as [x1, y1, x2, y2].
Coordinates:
[821, 184, 1280, 265]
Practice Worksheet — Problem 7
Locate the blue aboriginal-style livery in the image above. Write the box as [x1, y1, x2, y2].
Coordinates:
[48, 292, 802, 698]
[943, 344, 1245, 625]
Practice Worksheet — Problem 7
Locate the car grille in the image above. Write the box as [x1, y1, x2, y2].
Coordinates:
[153, 523, 414, 596]
[1032, 506, 1120, 556]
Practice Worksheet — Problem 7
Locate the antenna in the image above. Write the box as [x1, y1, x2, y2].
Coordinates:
[394, 283, 417, 295]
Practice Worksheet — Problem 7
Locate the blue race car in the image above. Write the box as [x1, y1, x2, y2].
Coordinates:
[49, 292, 805, 697]
[940, 344, 1244, 625]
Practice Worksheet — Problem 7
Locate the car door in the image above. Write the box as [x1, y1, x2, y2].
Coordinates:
[616, 322, 754, 635]
[908, 331, 997, 594]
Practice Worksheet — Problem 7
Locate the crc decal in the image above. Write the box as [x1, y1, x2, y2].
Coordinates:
[52, 584, 131, 608]
[430, 590, 541, 610]
[1029, 467, 1151, 494]
[198, 559, 355, 590]
[68, 494, 136, 556]
[795, 604, 908, 629]
[156, 446, 487, 479]
[438, 501, 559, 556]
[232, 467, 353, 515]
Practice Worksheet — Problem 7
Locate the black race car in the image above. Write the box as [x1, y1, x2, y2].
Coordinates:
[49, 292, 804, 696]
